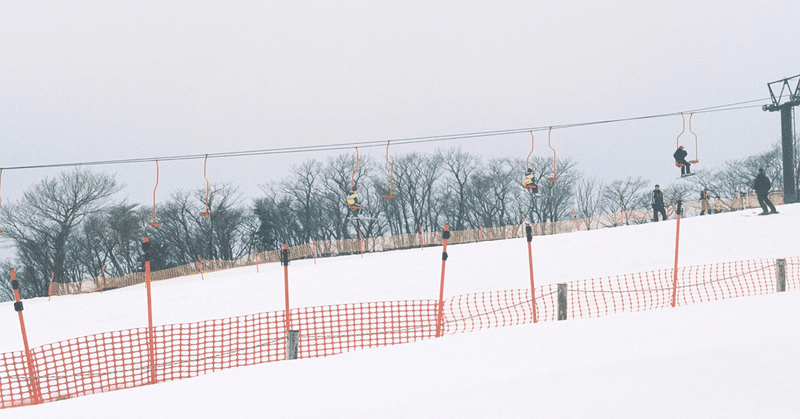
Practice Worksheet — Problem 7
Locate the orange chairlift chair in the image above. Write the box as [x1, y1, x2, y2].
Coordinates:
[546, 126, 558, 182]
[675, 112, 700, 167]
[200, 155, 211, 217]
[523, 131, 539, 193]
[383, 141, 396, 199]
[347, 147, 363, 214]
[149, 160, 162, 227]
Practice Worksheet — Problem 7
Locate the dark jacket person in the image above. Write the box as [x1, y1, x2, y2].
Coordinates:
[754, 168, 777, 215]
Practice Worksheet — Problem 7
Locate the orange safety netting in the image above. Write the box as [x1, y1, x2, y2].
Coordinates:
[2, 257, 797, 408]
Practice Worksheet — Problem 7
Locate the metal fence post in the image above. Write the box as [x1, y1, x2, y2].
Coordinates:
[286, 330, 299, 360]
[776, 258, 786, 292]
[557, 283, 568, 321]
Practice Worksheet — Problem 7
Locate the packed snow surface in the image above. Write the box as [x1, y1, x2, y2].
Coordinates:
[3, 205, 800, 418]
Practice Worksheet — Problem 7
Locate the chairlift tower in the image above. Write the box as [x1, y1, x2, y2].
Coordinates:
[762, 74, 800, 204]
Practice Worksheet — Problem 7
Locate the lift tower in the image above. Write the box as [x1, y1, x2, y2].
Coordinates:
[763, 74, 800, 204]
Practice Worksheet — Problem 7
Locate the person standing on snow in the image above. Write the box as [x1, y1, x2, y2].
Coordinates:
[753, 168, 777, 215]
[673, 145, 692, 177]
[652, 184, 667, 222]
[699, 189, 710, 215]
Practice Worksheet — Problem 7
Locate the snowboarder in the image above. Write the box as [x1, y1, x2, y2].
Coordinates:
[753, 168, 777, 215]
[673, 146, 692, 177]
[652, 184, 667, 222]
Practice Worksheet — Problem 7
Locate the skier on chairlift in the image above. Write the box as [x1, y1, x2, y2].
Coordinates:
[523, 168, 538, 193]
[673, 145, 693, 177]
[347, 185, 362, 215]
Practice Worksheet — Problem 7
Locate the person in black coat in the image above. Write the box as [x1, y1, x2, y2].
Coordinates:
[673, 146, 691, 176]
[754, 168, 777, 215]
[652, 184, 667, 221]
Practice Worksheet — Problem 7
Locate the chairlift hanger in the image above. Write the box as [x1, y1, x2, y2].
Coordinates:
[149, 160, 162, 227]
[687, 113, 699, 164]
[383, 141, 395, 199]
[523, 131, 539, 192]
[348, 147, 362, 213]
[546, 126, 558, 182]
[675, 112, 700, 165]
[200, 155, 211, 217]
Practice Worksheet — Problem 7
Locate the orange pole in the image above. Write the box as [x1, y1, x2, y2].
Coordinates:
[200, 155, 211, 217]
[435, 225, 450, 338]
[197, 255, 205, 281]
[312, 238, 317, 264]
[254, 245, 259, 273]
[282, 244, 291, 332]
[573, 209, 580, 231]
[525, 225, 537, 323]
[143, 237, 156, 384]
[149, 160, 162, 226]
[671, 200, 683, 307]
[10, 269, 42, 404]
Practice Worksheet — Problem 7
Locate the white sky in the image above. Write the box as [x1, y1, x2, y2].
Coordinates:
[1, 1, 798, 205]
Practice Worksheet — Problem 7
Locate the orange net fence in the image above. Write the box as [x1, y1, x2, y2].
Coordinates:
[3, 256, 797, 408]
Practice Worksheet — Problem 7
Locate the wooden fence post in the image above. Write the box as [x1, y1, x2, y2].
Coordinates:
[557, 283, 568, 321]
[776, 258, 786, 292]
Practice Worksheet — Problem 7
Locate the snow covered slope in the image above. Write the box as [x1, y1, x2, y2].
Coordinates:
[3, 204, 800, 418]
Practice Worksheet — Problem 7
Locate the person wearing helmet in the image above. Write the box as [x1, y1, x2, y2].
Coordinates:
[523, 168, 538, 192]
[673, 145, 692, 176]
[347, 186, 362, 214]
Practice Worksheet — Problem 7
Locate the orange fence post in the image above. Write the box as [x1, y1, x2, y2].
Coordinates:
[312, 238, 317, 264]
[254, 245, 259, 273]
[525, 225, 538, 323]
[671, 200, 683, 307]
[143, 237, 156, 384]
[197, 255, 205, 281]
[435, 225, 450, 338]
[281, 244, 291, 332]
[573, 209, 580, 231]
[47, 272, 54, 301]
[358, 230, 363, 258]
[10, 269, 42, 404]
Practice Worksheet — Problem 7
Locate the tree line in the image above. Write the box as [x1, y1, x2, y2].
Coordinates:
[0, 144, 788, 301]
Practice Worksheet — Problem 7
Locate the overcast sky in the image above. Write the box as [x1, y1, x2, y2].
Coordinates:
[1, 1, 798, 207]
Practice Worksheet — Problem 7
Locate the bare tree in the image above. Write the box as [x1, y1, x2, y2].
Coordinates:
[440, 147, 479, 231]
[600, 176, 649, 226]
[0, 169, 122, 296]
[574, 176, 604, 230]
